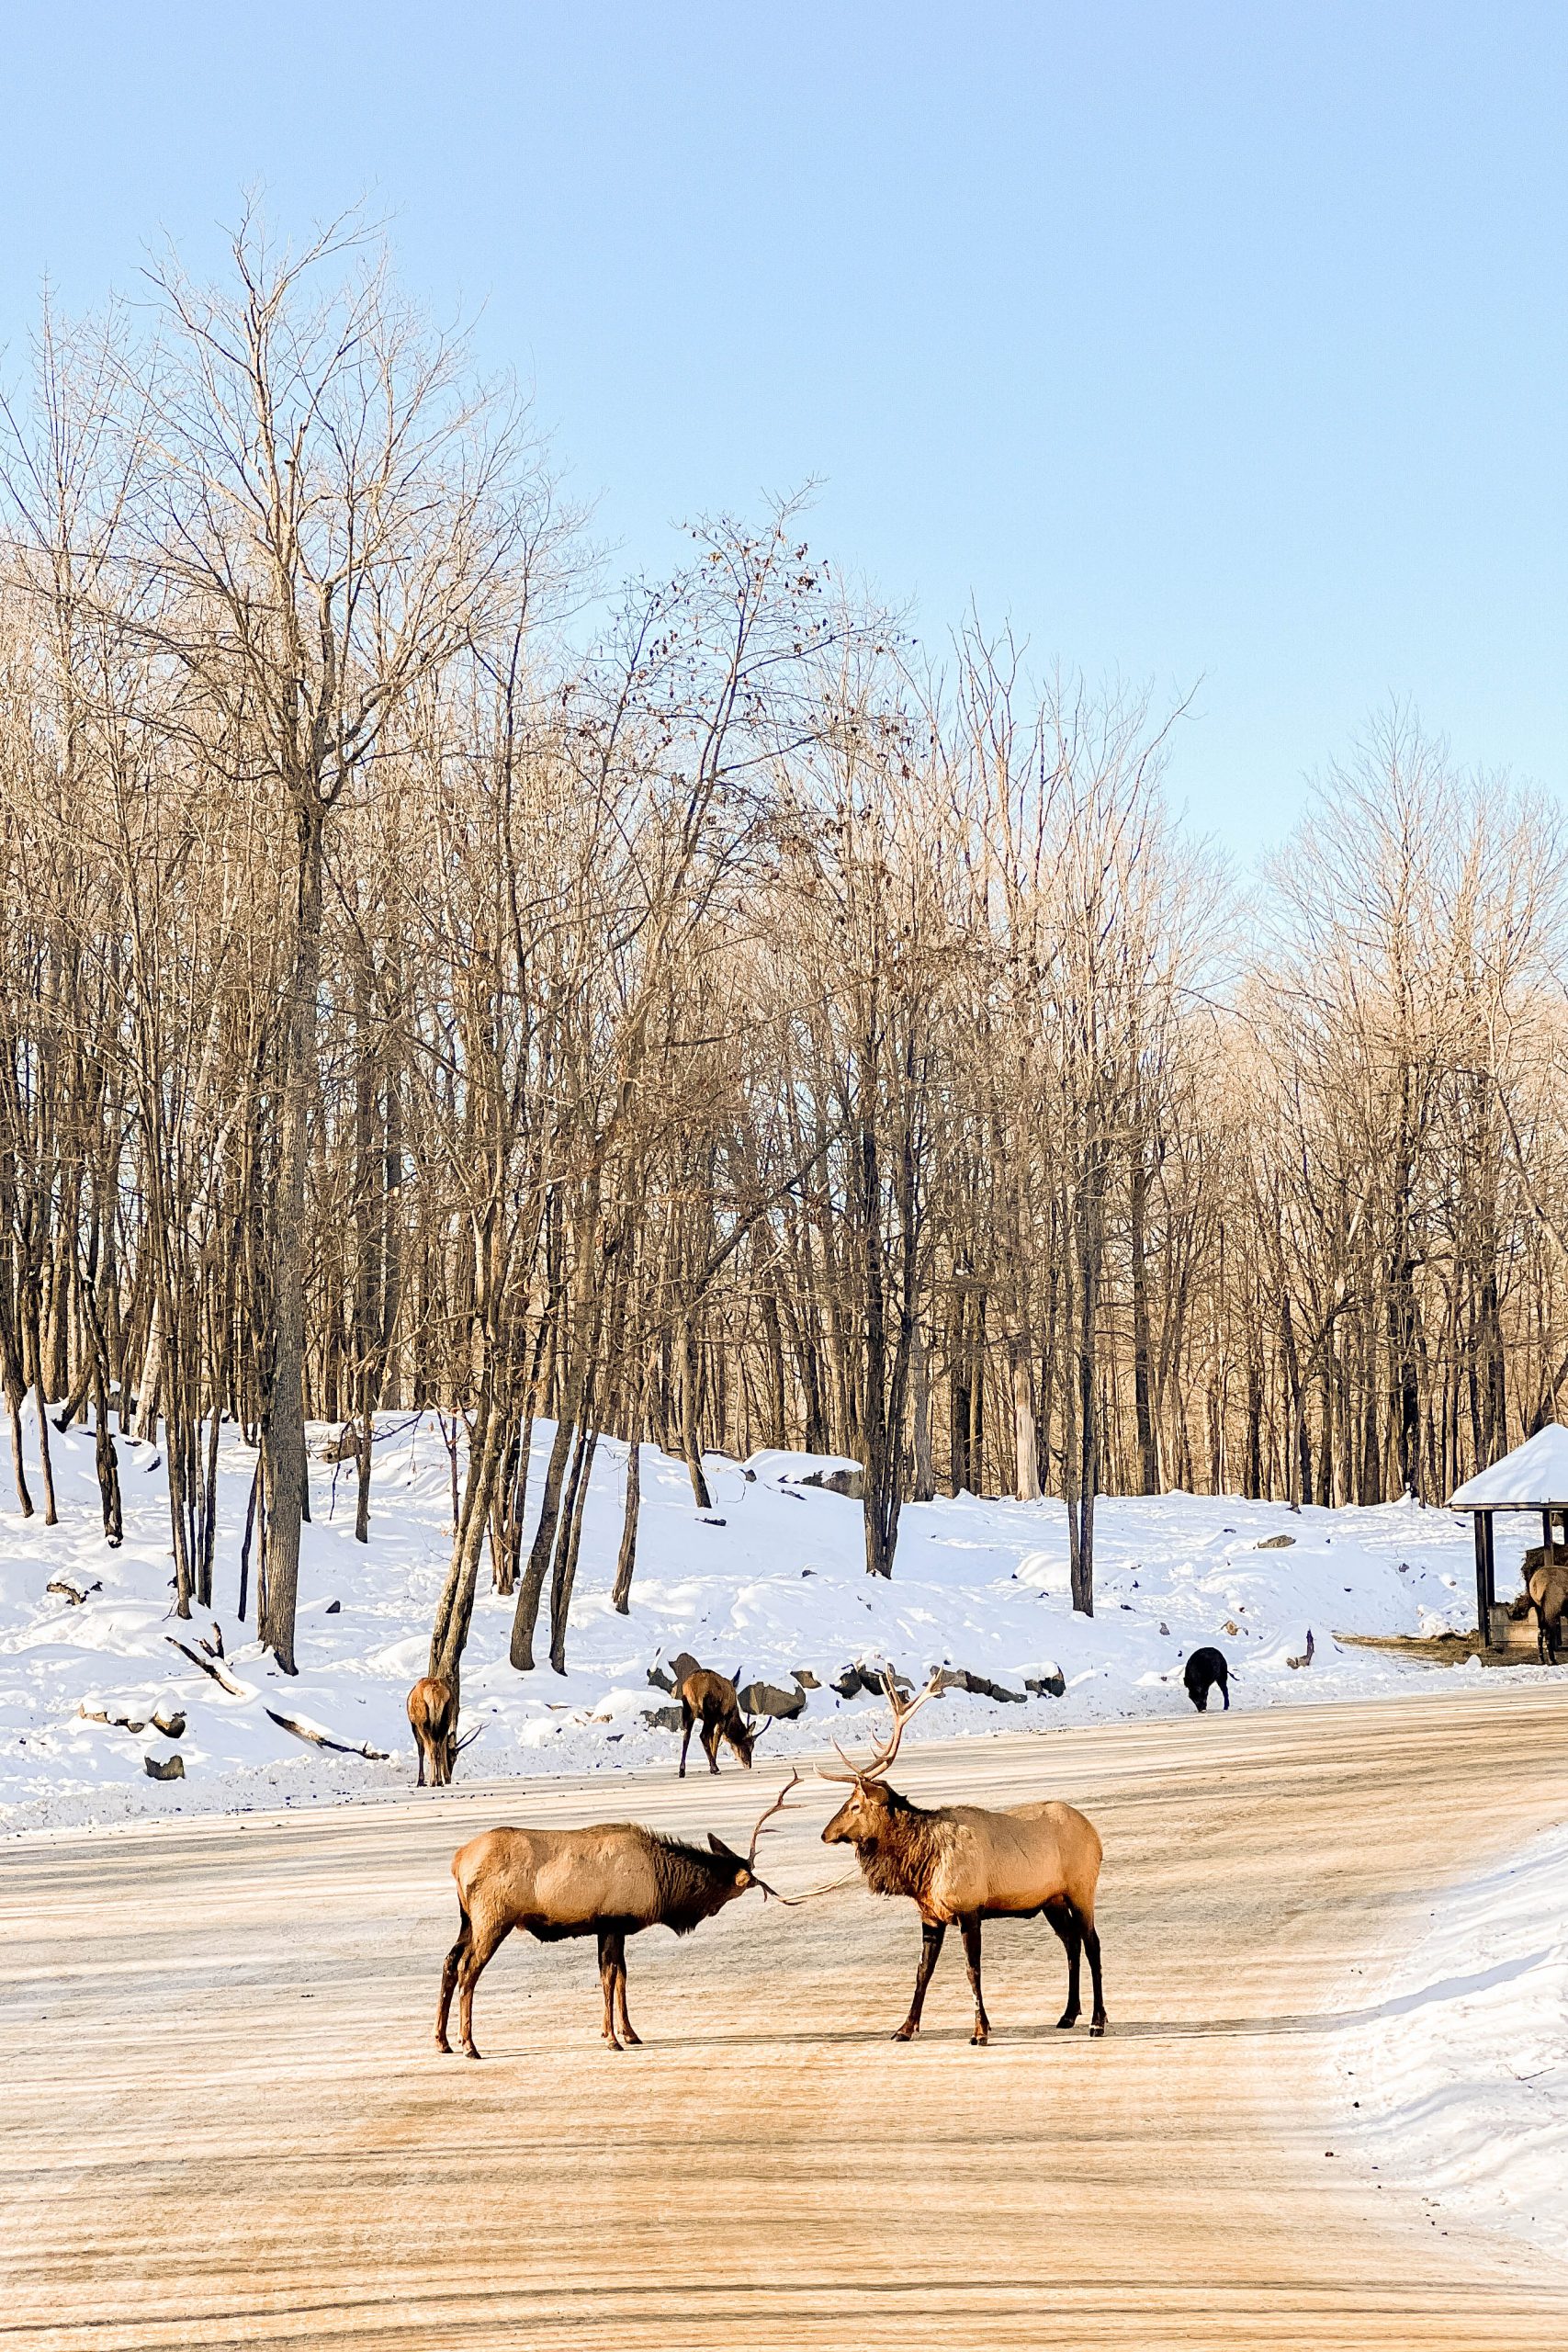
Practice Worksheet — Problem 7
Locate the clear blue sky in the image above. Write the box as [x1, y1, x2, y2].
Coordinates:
[3, 2, 1562, 854]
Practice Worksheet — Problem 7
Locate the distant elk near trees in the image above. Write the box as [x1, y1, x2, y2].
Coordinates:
[407, 1675, 482, 1786]
[434, 1773, 800, 2057]
[408, 1676, 458, 1786]
[821, 1674, 1107, 2043]
[675, 1667, 763, 1776]
[1513, 1547, 1568, 1665]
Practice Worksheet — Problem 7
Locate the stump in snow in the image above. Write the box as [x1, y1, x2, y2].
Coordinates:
[152, 1707, 186, 1737]
[144, 1752, 185, 1781]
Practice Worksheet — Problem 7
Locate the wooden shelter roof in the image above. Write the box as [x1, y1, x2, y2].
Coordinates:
[1450, 1424, 1568, 1510]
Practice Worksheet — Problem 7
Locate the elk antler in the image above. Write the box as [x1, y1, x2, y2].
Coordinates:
[747, 1767, 801, 1871]
[815, 1664, 944, 1784]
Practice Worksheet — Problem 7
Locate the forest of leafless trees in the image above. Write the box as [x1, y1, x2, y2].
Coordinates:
[3, 218, 1567, 1685]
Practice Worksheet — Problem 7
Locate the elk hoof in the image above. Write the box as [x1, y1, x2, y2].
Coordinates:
[1089, 2020, 1107, 2038]
[1056, 2011, 1079, 2030]
[460, 2041, 481, 2060]
[893, 2022, 918, 2041]
[434, 2034, 452, 2054]
[622, 2029, 642, 2046]
[971, 2030, 990, 2046]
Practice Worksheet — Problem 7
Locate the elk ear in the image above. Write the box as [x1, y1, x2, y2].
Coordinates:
[708, 1834, 743, 1861]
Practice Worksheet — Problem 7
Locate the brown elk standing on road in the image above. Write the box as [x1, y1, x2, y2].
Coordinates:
[675, 1666, 761, 1777]
[434, 1772, 799, 2058]
[821, 1672, 1108, 2045]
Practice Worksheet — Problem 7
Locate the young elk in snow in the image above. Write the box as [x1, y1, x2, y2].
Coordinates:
[675, 1667, 762, 1777]
[434, 1772, 799, 2058]
[821, 1674, 1107, 2044]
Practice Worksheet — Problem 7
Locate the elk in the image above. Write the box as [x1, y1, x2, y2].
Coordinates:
[407, 1676, 482, 1787]
[434, 1771, 799, 2057]
[1518, 1553, 1568, 1665]
[1183, 1645, 1230, 1711]
[675, 1666, 762, 1777]
[820, 1672, 1107, 2044]
[408, 1676, 457, 1786]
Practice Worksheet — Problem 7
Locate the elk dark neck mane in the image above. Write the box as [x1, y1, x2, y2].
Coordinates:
[855, 1790, 947, 1902]
[649, 1834, 745, 1933]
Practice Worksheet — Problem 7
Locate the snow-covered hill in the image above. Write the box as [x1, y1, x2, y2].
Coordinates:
[0, 1403, 1554, 1835]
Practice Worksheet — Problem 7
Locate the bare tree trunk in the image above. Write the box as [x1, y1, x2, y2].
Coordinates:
[1009, 1333, 1041, 1501]
[909, 1317, 935, 1503]
[511, 1410, 573, 1670]
[678, 1311, 713, 1510]
[261, 800, 325, 1677]
[548, 1427, 599, 1670]
[1130, 1148, 1158, 1495]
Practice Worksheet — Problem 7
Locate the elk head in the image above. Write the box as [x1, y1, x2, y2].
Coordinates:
[819, 1669, 942, 1849]
[726, 1708, 768, 1770]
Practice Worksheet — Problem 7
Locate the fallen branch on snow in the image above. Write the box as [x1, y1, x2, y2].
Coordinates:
[265, 1707, 390, 1760]
[165, 1634, 249, 1696]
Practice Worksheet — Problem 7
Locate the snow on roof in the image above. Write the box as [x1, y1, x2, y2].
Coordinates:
[1450, 1423, 1568, 1509]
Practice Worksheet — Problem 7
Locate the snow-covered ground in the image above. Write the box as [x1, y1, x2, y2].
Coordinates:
[0, 1401, 1558, 1836]
[1331, 1823, 1568, 2263]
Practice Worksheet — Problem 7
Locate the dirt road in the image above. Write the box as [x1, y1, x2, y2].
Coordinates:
[6, 1683, 1568, 2350]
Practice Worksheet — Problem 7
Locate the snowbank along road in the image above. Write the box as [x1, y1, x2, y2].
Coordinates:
[6, 1683, 1568, 2349]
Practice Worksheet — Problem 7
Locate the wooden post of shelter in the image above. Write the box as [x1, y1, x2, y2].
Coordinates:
[1472, 1510, 1495, 1649]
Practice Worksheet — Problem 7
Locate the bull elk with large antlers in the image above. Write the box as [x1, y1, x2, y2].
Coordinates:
[434, 1772, 800, 2057]
[821, 1671, 1108, 2044]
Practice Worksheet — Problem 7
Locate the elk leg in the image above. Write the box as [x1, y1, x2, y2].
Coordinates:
[961, 1915, 991, 2045]
[678, 1708, 694, 1778]
[895, 1918, 945, 2040]
[1044, 1897, 1082, 2027]
[1083, 1916, 1108, 2036]
[457, 1917, 512, 2060]
[434, 1910, 472, 2052]
[598, 1929, 624, 2050]
[703, 1720, 721, 1775]
[615, 1947, 641, 2047]
[415, 1736, 427, 1790]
